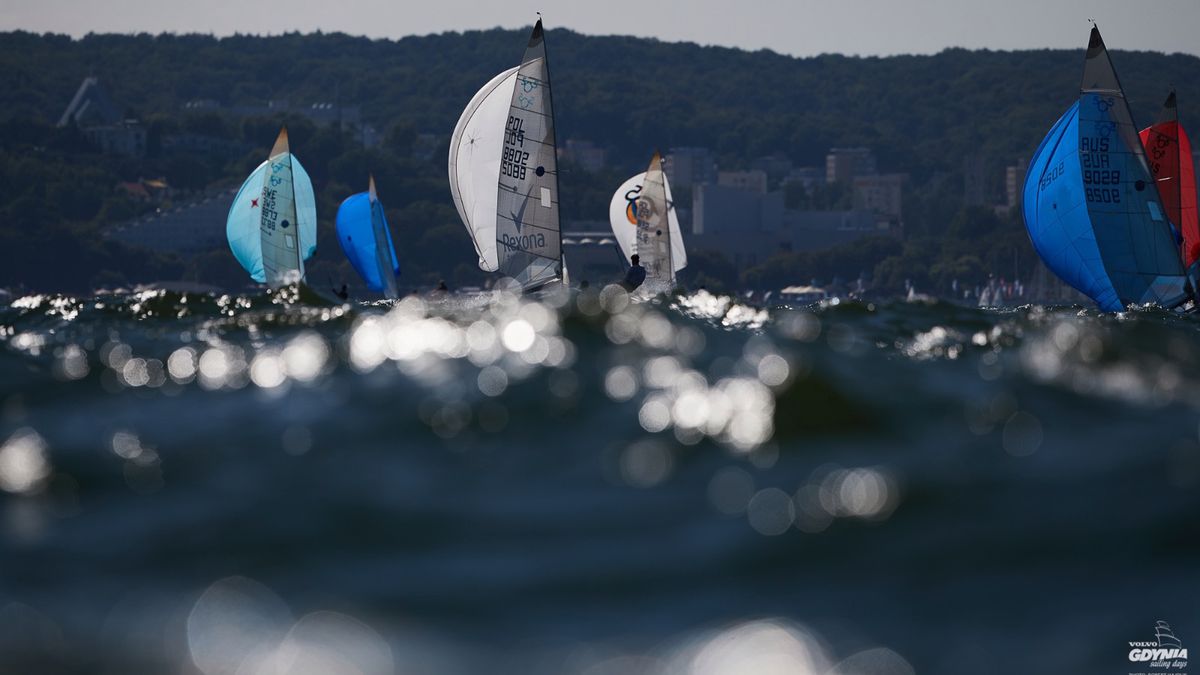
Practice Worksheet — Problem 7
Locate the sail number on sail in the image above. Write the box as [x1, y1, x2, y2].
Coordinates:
[1080, 136, 1120, 204]
[261, 187, 284, 230]
[502, 117, 529, 179]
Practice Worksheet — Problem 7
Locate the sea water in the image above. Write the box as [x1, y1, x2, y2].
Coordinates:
[1, 286, 1197, 674]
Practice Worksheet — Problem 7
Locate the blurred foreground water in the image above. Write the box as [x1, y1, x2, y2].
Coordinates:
[1, 286, 1198, 674]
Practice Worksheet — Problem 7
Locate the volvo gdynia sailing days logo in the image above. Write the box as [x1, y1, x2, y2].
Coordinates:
[1128, 620, 1187, 675]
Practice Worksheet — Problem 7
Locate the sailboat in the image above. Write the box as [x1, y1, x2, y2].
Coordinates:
[448, 19, 565, 292]
[335, 175, 401, 299]
[607, 151, 687, 290]
[1023, 25, 1191, 311]
[226, 127, 317, 287]
[1139, 91, 1199, 286]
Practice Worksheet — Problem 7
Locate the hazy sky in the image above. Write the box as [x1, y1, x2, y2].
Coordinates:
[2, 0, 1198, 58]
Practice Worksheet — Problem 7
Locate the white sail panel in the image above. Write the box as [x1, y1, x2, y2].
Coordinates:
[634, 152, 674, 287]
[495, 21, 563, 290]
[449, 66, 520, 272]
[260, 129, 303, 287]
[607, 169, 687, 273]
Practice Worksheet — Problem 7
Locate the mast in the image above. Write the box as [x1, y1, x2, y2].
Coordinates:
[540, 15, 565, 283]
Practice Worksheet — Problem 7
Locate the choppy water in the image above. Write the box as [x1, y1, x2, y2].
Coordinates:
[1, 286, 1198, 674]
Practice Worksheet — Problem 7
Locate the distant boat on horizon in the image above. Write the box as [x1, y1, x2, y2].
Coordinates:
[335, 175, 401, 300]
[1023, 24, 1191, 311]
[607, 151, 688, 292]
[448, 18, 566, 292]
[225, 127, 317, 288]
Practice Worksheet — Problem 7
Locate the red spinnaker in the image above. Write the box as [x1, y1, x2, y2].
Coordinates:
[1140, 91, 1199, 267]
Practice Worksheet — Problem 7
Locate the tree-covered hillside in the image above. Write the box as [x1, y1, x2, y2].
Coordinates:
[1, 28, 1197, 293]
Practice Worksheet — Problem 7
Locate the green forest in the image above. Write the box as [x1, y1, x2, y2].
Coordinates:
[1, 27, 1198, 294]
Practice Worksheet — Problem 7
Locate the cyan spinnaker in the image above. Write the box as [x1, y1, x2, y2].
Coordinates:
[1023, 26, 1189, 311]
[226, 128, 317, 284]
[336, 176, 400, 298]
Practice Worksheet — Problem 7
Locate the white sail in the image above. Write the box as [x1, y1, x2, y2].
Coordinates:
[260, 128, 304, 287]
[449, 66, 520, 272]
[448, 20, 564, 290]
[607, 160, 687, 284]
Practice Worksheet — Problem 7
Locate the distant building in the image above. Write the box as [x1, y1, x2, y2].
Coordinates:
[691, 184, 783, 269]
[717, 169, 768, 195]
[58, 77, 146, 157]
[825, 147, 876, 184]
[185, 98, 366, 135]
[105, 189, 235, 253]
[562, 225, 625, 282]
[749, 154, 795, 185]
[786, 209, 890, 254]
[58, 77, 123, 128]
[963, 154, 987, 206]
[853, 173, 905, 225]
[182, 99, 222, 111]
[1004, 161, 1027, 210]
[117, 178, 171, 203]
[691, 181, 898, 273]
[783, 166, 825, 190]
[160, 133, 251, 158]
[559, 139, 607, 172]
[665, 147, 717, 188]
[693, 183, 783, 236]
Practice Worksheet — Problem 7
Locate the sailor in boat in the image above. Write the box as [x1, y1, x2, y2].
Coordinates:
[622, 254, 646, 291]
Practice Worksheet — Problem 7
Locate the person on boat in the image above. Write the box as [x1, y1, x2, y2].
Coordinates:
[333, 284, 349, 301]
[436, 280, 449, 292]
[622, 254, 646, 291]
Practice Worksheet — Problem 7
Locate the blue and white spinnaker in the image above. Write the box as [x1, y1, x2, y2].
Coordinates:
[226, 127, 317, 286]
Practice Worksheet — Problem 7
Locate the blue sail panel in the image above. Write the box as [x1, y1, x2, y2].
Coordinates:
[1076, 93, 1188, 308]
[226, 155, 317, 283]
[1024, 102, 1123, 310]
[336, 192, 400, 292]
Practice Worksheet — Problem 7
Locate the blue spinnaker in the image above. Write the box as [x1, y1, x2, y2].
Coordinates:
[226, 155, 317, 283]
[1022, 25, 1189, 311]
[336, 190, 400, 295]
